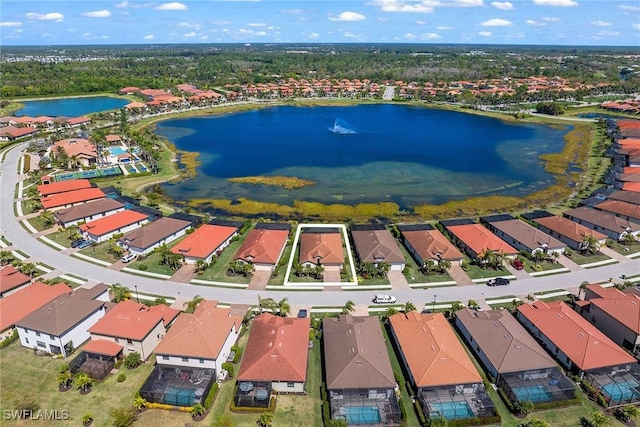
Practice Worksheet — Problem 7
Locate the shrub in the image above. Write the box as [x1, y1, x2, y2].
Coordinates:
[222, 362, 234, 377]
[133, 396, 147, 410]
[110, 407, 137, 427]
[204, 382, 219, 409]
[117, 373, 126, 383]
[0, 329, 18, 348]
[190, 403, 205, 418]
[82, 413, 93, 423]
[138, 264, 148, 271]
[13, 393, 40, 415]
[123, 351, 141, 369]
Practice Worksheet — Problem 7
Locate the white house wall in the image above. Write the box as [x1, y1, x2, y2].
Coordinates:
[156, 354, 217, 371]
[61, 207, 124, 228]
[272, 381, 305, 393]
[86, 219, 148, 243]
[90, 320, 165, 361]
[124, 228, 188, 256]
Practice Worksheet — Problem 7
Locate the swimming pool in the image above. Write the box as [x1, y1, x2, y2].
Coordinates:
[601, 381, 640, 404]
[513, 385, 554, 403]
[429, 401, 474, 420]
[341, 406, 381, 424]
[108, 146, 129, 156]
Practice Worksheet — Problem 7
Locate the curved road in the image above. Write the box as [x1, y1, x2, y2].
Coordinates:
[1, 143, 637, 308]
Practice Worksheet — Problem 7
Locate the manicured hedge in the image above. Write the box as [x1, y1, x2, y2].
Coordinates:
[0, 330, 18, 348]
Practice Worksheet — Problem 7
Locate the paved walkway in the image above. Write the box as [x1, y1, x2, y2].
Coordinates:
[600, 246, 632, 263]
[323, 266, 341, 283]
[382, 86, 395, 100]
[170, 264, 197, 283]
[556, 255, 584, 272]
[448, 265, 474, 286]
[503, 263, 531, 280]
[247, 270, 271, 290]
[388, 270, 411, 290]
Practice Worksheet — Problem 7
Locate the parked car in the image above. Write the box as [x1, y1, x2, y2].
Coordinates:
[373, 294, 397, 304]
[70, 238, 85, 248]
[76, 240, 93, 249]
[487, 278, 510, 287]
[297, 309, 308, 318]
[121, 253, 136, 263]
[512, 260, 524, 270]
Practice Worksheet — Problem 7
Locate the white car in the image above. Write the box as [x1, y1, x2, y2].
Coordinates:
[121, 253, 136, 263]
[373, 294, 397, 304]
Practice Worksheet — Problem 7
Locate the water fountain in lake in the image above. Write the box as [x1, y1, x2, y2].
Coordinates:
[328, 119, 356, 135]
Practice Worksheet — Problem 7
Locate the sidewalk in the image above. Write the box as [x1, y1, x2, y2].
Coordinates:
[600, 247, 632, 264]
[448, 265, 474, 286]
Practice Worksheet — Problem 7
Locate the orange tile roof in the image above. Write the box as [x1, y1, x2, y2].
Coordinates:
[595, 200, 640, 221]
[299, 231, 344, 265]
[83, 339, 123, 356]
[41, 188, 105, 209]
[584, 285, 640, 334]
[234, 228, 289, 265]
[389, 312, 481, 387]
[623, 182, 640, 193]
[154, 300, 242, 360]
[533, 215, 607, 244]
[517, 301, 636, 371]
[0, 282, 72, 331]
[171, 224, 238, 259]
[52, 138, 97, 159]
[88, 299, 178, 341]
[80, 210, 147, 237]
[446, 223, 518, 256]
[238, 313, 310, 382]
[37, 179, 92, 197]
[0, 265, 32, 294]
[401, 229, 463, 262]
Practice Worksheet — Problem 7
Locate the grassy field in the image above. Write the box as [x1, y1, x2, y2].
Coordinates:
[46, 229, 78, 249]
[196, 229, 255, 284]
[266, 242, 294, 286]
[79, 241, 120, 264]
[607, 241, 640, 256]
[397, 243, 454, 284]
[463, 263, 510, 280]
[565, 251, 612, 265]
[0, 342, 155, 427]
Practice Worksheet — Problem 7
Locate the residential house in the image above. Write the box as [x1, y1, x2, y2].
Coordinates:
[234, 222, 291, 271]
[455, 308, 575, 406]
[563, 207, 640, 241]
[481, 215, 566, 256]
[0, 126, 39, 141]
[299, 228, 344, 269]
[0, 265, 32, 298]
[323, 315, 401, 425]
[41, 188, 106, 211]
[517, 301, 640, 407]
[350, 224, 406, 271]
[397, 224, 464, 267]
[170, 223, 240, 264]
[88, 299, 179, 360]
[389, 312, 495, 421]
[237, 313, 310, 396]
[608, 190, 640, 206]
[54, 198, 125, 228]
[65, 117, 91, 128]
[522, 211, 607, 251]
[142, 300, 242, 407]
[37, 179, 93, 197]
[440, 219, 518, 262]
[593, 200, 640, 225]
[80, 210, 148, 243]
[0, 282, 72, 340]
[52, 138, 98, 166]
[15, 283, 110, 357]
[118, 217, 191, 256]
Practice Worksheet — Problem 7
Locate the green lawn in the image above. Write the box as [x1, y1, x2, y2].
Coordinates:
[127, 250, 175, 276]
[523, 260, 564, 273]
[28, 215, 54, 232]
[564, 250, 612, 266]
[196, 231, 254, 284]
[0, 341, 155, 427]
[606, 240, 640, 256]
[46, 229, 78, 248]
[398, 244, 453, 284]
[79, 241, 120, 264]
[463, 263, 510, 280]
[22, 199, 42, 215]
[266, 242, 294, 286]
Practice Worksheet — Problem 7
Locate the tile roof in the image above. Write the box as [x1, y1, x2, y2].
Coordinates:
[170, 224, 238, 259]
[564, 207, 640, 234]
[80, 210, 147, 237]
[52, 138, 97, 159]
[54, 199, 124, 224]
[594, 200, 640, 221]
[389, 312, 481, 387]
[299, 231, 344, 265]
[37, 179, 92, 196]
[488, 219, 565, 251]
[154, 300, 242, 360]
[582, 285, 640, 335]
[446, 224, 518, 256]
[118, 217, 191, 250]
[83, 339, 123, 357]
[322, 315, 396, 390]
[401, 228, 464, 262]
[0, 265, 32, 294]
[350, 228, 406, 265]
[238, 313, 311, 382]
[234, 228, 289, 265]
[455, 308, 556, 374]
[533, 215, 607, 244]
[41, 188, 106, 209]
[88, 299, 179, 341]
[517, 301, 636, 371]
[0, 282, 72, 332]
[608, 190, 640, 205]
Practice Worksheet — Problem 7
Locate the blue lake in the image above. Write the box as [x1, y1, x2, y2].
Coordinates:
[15, 96, 128, 117]
[156, 104, 570, 207]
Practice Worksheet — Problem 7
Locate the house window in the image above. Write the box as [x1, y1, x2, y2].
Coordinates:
[25, 338, 29, 344]
[36, 341, 46, 348]
[199, 359, 204, 364]
[114, 337, 120, 343]
[287, 383, 295, 388]
[50, 335, 55, 340]
[35, 332, 41, 337]
[127, 339, 133, 344]
[162, 356, 169, 361]
[182, 357, 189, 362]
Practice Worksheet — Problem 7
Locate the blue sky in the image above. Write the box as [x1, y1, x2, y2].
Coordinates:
[1, 1, 639, 46]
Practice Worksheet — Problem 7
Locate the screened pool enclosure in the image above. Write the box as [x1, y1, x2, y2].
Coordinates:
[418, 382, 495, 421]
[497, 367, 575, 405]
[139, 365, 215, 407]
[584, 364, 640, 408]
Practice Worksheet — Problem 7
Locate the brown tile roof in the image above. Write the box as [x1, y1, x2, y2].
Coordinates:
[401, 229, 463, 262]
[54, 199, 124, 224]
[83, 339, 123, 356]
[170, 224, 238, 259]
[350, 229, 406, 265]
[234, 228, 289, 265]
[52, 138, 97, 159]
[533, 215, 607, 244]
[70, 283, 110, 301]
[118, 217, 191, 250]
[323, 315, 396, 390]
[564, 207, 640, 234]
[517, 301, 636, 371]
[154, 300, 242, 360]
[389, 312, 481, 387]
[0, 282, 72, 332]
[446, 224, 518, 257]
[238, 313, 310, 382]
[0, 265, 32, 294]
[488, 219, 565, 251]
[299, 231, 344, 265]
[594, 200, 640, 222]
[455, 308, 556, 374]
[37, 179, 92, 197]
[80, 210, 147, 237]
[41, 188, 106, 209]
[583, 285, 640, 334]
[88, 299, 178, 341]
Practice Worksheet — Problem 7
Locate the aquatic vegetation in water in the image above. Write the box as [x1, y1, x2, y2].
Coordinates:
[228, 176, 315, 189]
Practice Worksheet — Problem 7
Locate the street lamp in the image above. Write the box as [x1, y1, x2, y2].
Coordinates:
[135, 285, 139, 303]
[433, 294, 437, 312]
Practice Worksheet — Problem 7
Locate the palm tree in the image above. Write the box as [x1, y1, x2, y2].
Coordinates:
[591, 410, 610, 426]
[578, 281, 589, 300]
[437, 259, 452, 274]
[257, 412, 274, 427]
[525, 294, 535, 302]
[184, 295, 203, 313]
[341, 300, 355, 315]
[110, 283, 131, 303]
[580, 235, 600, 254]
[467, 299, 479, 310]
[57, 370, 72, 389]
[194, 259, 208, 274]
[276, 297, 291, 317]
[402, 301, 416, 313]
[190, 403, 205, 419]
[0, 250, 15, 265]
[257, 295, 276, 313]
[75, 373, 92, 393]
[133, 396, 147, 411]
[19, 262, 38, 278]
[422, 259, 436, 274]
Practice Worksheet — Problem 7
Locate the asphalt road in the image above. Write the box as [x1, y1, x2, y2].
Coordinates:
[1, 143, 637, 308]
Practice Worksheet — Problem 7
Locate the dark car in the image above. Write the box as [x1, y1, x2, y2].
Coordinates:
[76, 240, 93, 249]
[70, 239, 85, 248]
[487, 278, 510, 287]
[297, 309, 308, 318]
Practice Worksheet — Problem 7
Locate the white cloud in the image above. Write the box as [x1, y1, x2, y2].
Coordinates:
[526, 19, 546, 26]
[328, 11, 366, 22]
[155, 2, 187, 11]
[254, 31, 267, 36]
[183, 32, 196, 37]
[304, 31, 320, 38]
[0, 22, 23, 27]
[144, 34, 154, 40]
[115, 1, 129, 7]
[342, 31, 358, 38]
[82, 10, 112, 18]
[533, 0, 578, 6]
[200, 35, 208, 40]
[422, 32, 442, 38]
[596, 31, 620, 36]
[25, 12, 64, 21]
[480, 18, 512, 26]
[416, 20, 427, 25]
[247, 23, 266, 27]
[281, 9, 304, 14]
[212, 20, 231, 25]
[436, 25, 453, 30]
[491, 1, 514, 10]
[404, 33, 417, 39]
[478, 31, 492, 36]
[177, 22, 201, 29]
[368, 0, 435, 13]
[543, 17, 560, 21]
[634, 23, 640, 30]
[591, 20, 611, 26]
[619, 5, 640, 11]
